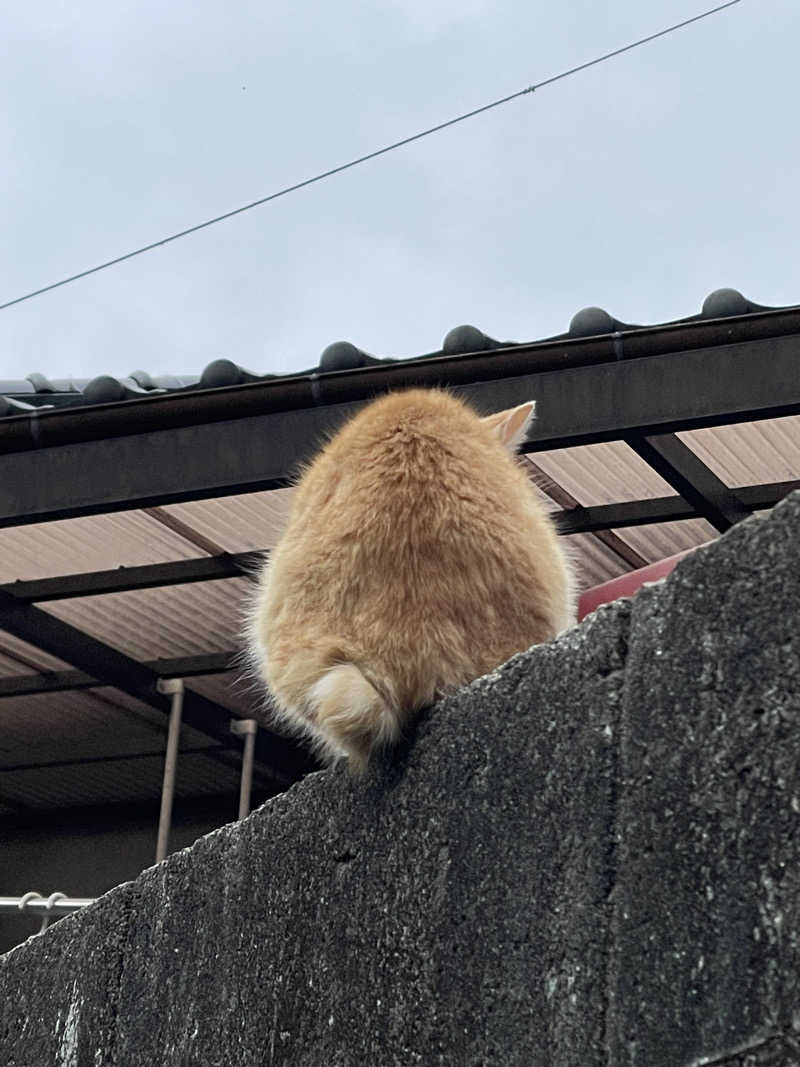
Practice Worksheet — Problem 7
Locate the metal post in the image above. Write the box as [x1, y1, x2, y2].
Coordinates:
[231, 719, 258, 820]
[155, 678, 184, 862]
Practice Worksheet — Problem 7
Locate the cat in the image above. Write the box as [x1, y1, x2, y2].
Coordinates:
[246, 388, 574, 773]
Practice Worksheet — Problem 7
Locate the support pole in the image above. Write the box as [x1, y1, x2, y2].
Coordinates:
[155, 678, 184, 862]
[231, 719, 258, 820]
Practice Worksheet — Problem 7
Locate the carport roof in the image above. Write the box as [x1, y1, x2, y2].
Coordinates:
[1, 286, 798, 819]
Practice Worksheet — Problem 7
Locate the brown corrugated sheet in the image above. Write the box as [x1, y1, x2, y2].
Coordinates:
[162, 489, 295, 552]
[0, 510, 204, 582]
[43, 578, 253, 661]
[2, 750, 240, 811]
[610, 518, 717, 563]
[679, 416, 800, 487]
[0, 688, 162, 755]
[0, 632, 72, 675]
[532, 441, 677, 505]
[1, 413, 797, 816]
[0, 685, 221, 770]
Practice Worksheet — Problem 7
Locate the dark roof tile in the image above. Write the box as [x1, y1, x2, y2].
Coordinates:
[199, 359, 262, 389]
[701, 287, 761, 318]
[442, 324, 506, 354]
[0, 288, 796, 420]
[319, 341, 385, 372]
[83, 376, 158, 404]
[568, 307, 625, 337]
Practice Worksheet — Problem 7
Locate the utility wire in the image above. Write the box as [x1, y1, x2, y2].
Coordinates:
[1, 0, 741, 312]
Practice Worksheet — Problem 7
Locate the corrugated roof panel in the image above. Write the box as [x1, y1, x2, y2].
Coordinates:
[2, 749, 240, 811]
[0, 633, 72, 675]
[613, 519, 718, 563]
[174, 751, 244, 799]
[43, 578, 253, 661]
[0, 688, 165, 761]
[1, 760, 157, 810]
[0, 511, 205, 583]
[530, 441, 676, 506]
[0, 685, 222, 765]
[160, 489, 295, 552]
[678, 416, 800, 487]
[0, 649, 33, 675]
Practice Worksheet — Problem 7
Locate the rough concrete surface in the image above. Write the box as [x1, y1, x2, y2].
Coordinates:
[1, 492, 798, 1067]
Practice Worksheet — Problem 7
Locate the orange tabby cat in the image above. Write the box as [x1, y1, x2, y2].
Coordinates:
[247, 388, 574, 772]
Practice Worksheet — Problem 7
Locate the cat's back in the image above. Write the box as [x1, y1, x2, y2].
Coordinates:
[267, 389, 568, 632]
[249, 388, 574, 740]
[291, 388, 533, 539]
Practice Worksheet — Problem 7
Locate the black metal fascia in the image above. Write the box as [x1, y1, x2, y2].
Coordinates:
[517, 332, 800, 451]
[0, 306, 798, 457]
[623, 433, 752, 532]
[1, 329, 799, 529]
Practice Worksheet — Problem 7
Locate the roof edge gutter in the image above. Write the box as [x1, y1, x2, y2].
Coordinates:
[1, 307, 798, 456]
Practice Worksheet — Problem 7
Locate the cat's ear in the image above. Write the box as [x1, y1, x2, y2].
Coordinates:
[481, 401, 536, 452]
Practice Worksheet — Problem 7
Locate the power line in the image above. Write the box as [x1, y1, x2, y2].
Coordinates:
[1, 0, 742, 313]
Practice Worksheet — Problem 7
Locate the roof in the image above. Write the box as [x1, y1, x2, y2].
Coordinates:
[1, 285, 799, 823]
[0, 286, 786, 416]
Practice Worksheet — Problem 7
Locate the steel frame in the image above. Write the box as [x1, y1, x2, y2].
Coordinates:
[0, 587, 312, 781]
[1, 308, 799, 794]
[623, 433, 752, 532]
[1, 552, 262, 602]
[0, 652, 238, 698]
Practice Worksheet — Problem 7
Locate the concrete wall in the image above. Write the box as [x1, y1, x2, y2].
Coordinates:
[2, 492, 799, 1067]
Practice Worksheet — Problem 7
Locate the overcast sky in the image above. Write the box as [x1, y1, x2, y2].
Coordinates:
[1, 0, 796, 382]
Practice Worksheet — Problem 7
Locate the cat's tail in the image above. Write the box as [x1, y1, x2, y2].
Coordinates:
[307, 664, 399, 775]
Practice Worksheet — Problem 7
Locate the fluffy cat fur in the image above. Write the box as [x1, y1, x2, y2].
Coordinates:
[247, 388, 574, 772]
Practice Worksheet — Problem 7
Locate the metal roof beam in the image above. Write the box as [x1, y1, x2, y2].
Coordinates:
[0, 331, 799, 527]
[624, 433, 751, 532]
[524, 455, 648, 570]
[0, 652, 239, 698]
[556, 480, 799, 535]
[0, 590, 312, 779]
[2, 552, 263, 602]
